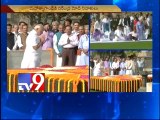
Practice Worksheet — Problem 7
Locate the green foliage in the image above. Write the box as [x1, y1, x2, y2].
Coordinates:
[10, 13, 89, 26]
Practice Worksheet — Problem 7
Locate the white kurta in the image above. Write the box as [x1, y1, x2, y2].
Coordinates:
[58, 33, 78, 48]
[125, 60, 133, 75]
[75, 54, 81, 66]
[94, 21, 102, 31]
[16, 35, 23, 48]
[112, 62, 119, 69]
[12, 32, 20, 50]
[119, 62, 126, 75]
[78, 34, 89, 66]
[124, 26, 130, 36]
[72, 31, 81, 66]
[21, 30, 41, 68]
[93, 62, 101, 76]
[53, 35, 62, 67]
[113, 29, 125, 41]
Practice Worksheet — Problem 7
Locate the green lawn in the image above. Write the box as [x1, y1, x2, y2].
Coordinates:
[90, 40, 152, 49]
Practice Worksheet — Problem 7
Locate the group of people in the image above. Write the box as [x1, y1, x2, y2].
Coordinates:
[91, 12, 152, 42]
[7, 18, 89, 68]
[90, 56, 145, 76]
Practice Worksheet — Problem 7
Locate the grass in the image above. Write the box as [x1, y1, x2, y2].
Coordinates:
[90, 40, 152, 49]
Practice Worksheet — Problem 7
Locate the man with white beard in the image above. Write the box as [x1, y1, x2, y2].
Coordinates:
[21, 24, 44, 68]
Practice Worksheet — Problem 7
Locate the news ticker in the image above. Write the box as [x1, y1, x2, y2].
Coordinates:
[7, 73, 88, 93]
[2, 5, 121, 13]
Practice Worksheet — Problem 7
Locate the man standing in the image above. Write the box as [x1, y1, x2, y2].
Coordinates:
[118, 15, 124, 27]
[136, 18, 145, 40]
[12, 24, 20, 43]
[58, 26, 78, 66]
[16, 24, 28, 50]
[111, 15, 120, 31]
[94, 18, 102, 32]
[132, 57, 138, 75]
[21, 24, 44, 68]
[72, 21, 80, 65]
[7, 24, 15, 51]
[102, 15, 111, 33]
[41, 23, 54, 50]
[78, 25, 89, 66]
[77, 26, 84, 40]
[137, 57, 144, 74]
[125, 57, 133, 75]
[53, 24, 64, 67]
[93, 58, 102, 76]
[120, 14, 131, 37]
[104, 57, 110, 75]
[119, 58, 126, 75]
[90, 57, 95, 76]
[110, 57, 115, 75]
[12, 24, 20, 50]
[112, 58, 120, 75]
[76, 26, 84, 66]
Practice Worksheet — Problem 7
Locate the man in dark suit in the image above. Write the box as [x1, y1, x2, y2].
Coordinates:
[124, 14, 130, 27]
[111, 15, 120, 31]
[7, 24, 15, 51]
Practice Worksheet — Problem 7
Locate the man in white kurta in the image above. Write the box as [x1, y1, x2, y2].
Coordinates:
[21, 24, 43, 68]
[72, 22, 81, 66]
[113, 26, 125, 41]
[94, 19, 102, 32]
[125, 57, 133, 75]
[78, 25, 89, 66]
[53, 24, 64, 67]
[75, 26, 84, 66]
[119, 58, 126, 75]
[112, 58, 120, 75]
[137, 57, 144, 74]
[12, 24, 20, 50]
[93, 59, 101, 76]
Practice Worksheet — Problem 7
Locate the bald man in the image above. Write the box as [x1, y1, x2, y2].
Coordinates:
[21, 24, 44, 68]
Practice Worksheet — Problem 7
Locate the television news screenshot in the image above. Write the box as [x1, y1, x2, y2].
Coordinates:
[1, 2, 159, 119]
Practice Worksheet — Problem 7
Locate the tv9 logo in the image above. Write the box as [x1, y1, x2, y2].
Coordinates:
[18, 73, 45, 91]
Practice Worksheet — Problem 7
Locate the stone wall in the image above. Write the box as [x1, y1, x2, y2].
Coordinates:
[7, 50, 57, 69]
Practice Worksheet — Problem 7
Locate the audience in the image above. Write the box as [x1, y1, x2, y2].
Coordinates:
[91, 12, 152, 41]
